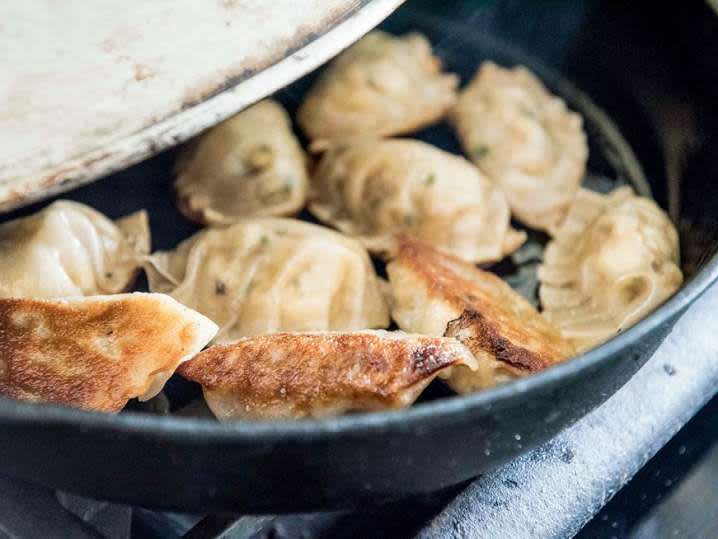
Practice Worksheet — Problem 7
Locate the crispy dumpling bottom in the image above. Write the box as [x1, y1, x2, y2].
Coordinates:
[0, 294, 217, 412]
[178, 330, 477, 420]
[387, 235, 575, 393]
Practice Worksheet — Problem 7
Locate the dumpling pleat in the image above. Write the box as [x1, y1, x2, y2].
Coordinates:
[145, 218, 389, 343]
[309, 138, 524, 264]
[538, 187, 683, 352]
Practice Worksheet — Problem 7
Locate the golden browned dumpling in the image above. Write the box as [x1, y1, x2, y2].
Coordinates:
[387, 236, 575, 393]
[178, 330, 477, 420]
[174, 100, 308, 225]
[309, 138, 525, 263]
[451, 62, 588, 231]
[0, 294, 217, 412]
[297, 31, 458, 140]
[539, 187, 683, 351]
[0, 200, 150, 298]
[145, 218, 389, 343]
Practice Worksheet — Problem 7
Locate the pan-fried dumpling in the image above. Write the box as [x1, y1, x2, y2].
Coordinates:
[0, 293, 217, 412]
[174, 100, 309, 225]
[178, 330, 477, 420]
[387, 236, 575, 393]
[145, 218, 389, 343]
[539, 187, 683, 351]
[297, 31, 458, 140]
[451, 62, 588, 231]
[309, 138, 526, 263]
[0, 200, 150, 298]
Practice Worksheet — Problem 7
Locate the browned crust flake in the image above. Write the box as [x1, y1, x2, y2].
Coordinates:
[445, 310, 536, 375]
[0, 295, 212, 412]
[178, 331, 474, 419]
[395, 235, 574, 373]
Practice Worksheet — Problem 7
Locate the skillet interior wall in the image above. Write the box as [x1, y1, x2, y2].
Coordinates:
[567, 0, 718, 277]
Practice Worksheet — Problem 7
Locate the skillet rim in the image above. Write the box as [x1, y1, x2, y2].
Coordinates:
[1, 253, 716, 442]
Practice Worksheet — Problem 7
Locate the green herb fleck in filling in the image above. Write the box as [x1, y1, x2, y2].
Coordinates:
[472, 145, 490, 160]
[244, 279, 255, 295]
[403, 214, 416, 226]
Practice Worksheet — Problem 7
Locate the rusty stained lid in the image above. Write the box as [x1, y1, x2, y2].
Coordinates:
[0, 0, 405, 212]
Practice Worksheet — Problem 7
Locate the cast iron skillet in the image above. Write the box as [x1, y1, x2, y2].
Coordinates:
[1, 1, 717, 512]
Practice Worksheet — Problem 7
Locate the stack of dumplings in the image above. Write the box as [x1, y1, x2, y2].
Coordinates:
[0, 30, 683, 421]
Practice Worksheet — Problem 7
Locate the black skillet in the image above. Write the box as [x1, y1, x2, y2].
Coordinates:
[1, 0, 717, 513]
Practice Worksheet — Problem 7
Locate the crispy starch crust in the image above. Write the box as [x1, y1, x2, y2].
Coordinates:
[0, 294, 217, 412]
[178, 330, 477, 420]
[387, 235, 575, 393]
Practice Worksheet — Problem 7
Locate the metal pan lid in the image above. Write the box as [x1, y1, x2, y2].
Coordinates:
[0, 0, 404, 213]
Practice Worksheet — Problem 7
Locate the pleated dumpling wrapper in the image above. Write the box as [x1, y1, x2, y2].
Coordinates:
[297, 31, 458, 141]
[0, 294, 217, 412]
[539, 187, 683, 352]
[174, 100, 308, 225]
[387, 235, 575, 394]
[451, 62, 588, 232]
[309, 138, 526, 263]
[178, 330, 477, 420]
[145, 218, 389, 343]
[0, 200, 150, 298]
